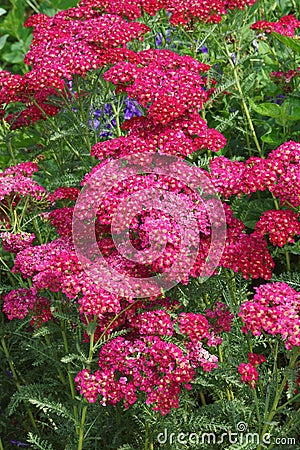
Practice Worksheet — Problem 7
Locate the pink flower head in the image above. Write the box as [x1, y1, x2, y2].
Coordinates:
[254, 209, 300, 247]
[248, 353, 266, 366]
[238, 362, 259, 389]
[2, 287, 51, 324]
[239, 282, 300, 349]
[251, 15, 300, 37]
[0, 231, 35, 253]
[178, 312, 210, 341]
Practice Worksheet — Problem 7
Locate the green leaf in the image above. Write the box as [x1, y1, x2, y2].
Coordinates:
[0, 34, 9, 50]
[2, 50, 24, 63]
[281, 98, 300, 121]
[27, 433, 54, 450]
[261, 130, 282, 146]
[272, 32, 300, 55]
[244, 199, 276, 229]
[61, 353, 86, 364]
[0, 0, 29, 40]
[87, 320, 98, 336]
[249, 99, 282, 118]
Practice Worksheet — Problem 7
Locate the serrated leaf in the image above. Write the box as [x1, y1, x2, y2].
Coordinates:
[27, 433, 54, 450]
[32, 327, 51, 338]
[61, 353, 86, 364]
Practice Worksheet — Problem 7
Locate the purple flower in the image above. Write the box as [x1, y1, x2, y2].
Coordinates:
[231, 53, 237, 65]
[198, 46, 208, 54]
[6, 370, 13, 379]
[89, 104, 115, 132]
[103, 103, 113, 115]
[10, 441, 28, 447]
[276, 94, 285, 105]
[155, 30, 171, 47]
[124, 98, 142, 120]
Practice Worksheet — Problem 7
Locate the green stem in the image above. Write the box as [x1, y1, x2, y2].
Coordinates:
[78, 403, 88, 450]
[60, 322, 79, 432]
[245, 334, 261, 426]
[275, 392, 300, 413]
[271, 194, 291, 271]
[96, 299, 140, 347]
[44, 334, 67, 386]
[199, 391, 207, 406]
[223, 268, 237, 307]
[73, 77, 91, 153]
[0, 254, 22, 284]
[1, 337, 38, 431]
[145, 421, 153, 450]
[218, 344, 234, 400]
[0, 437, 4, 450]
[257, 347, 299, 450]
[285, 251, 291, 272]
[32, 216, 43, 245]
[6, 139, 17, 164]
[224, 43, 262, 156]
[111, 102, 122, 137]
[77, 321, 96, 450]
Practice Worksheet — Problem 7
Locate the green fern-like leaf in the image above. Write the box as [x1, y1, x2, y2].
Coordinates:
[272, 272, 300, 291]
[8, 385, 74, 422]
[206, 79, 236, 105]
[27, 433, 54, 450]
[117, 444, 135, 450]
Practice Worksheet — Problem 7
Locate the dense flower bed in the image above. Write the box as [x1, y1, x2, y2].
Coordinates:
[0, 0, 299, 448]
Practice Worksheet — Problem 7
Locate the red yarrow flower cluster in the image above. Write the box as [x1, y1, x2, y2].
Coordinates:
[238, 353, 266, 389]
[104, 50, 213, 124]
[2, 287, 52, 326]
[49, 187, 80, 203]
[210, 141, 300, 201]
[254, 209, 300, 247]
[92, 111, 226, 159]
[24, 11, 149, 82]
[0, 162, 48, 228]
[1, 4, 149, 128]
[270, 68, 300, 84]
[179, 312, 210, 341]
[0, 70, 61, 129]
[130, 310, 174, 336]
[80, 0, 257, 25]
[238, 363, 259, 389]
[75, 329, 219, 414]
[185, 341, 218, 371]
[0, 231, 35, 253]
[251, 14, 300, 37]
[239, 282, 300, 349]
[221, 232, 274, 279]
[75, 336, 196, 414]
[12, 235, 128, 322]
[206, 302, 234, 333]
[248, 353, 266, 366]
